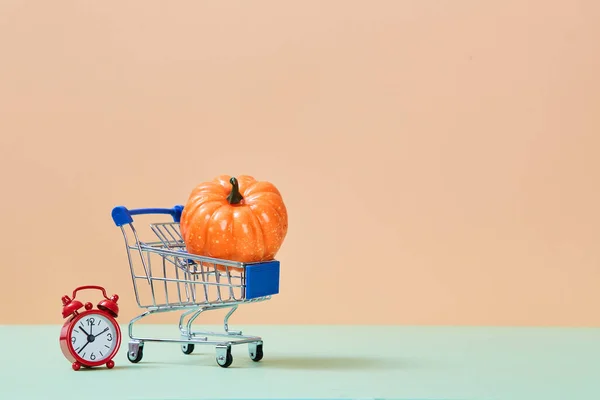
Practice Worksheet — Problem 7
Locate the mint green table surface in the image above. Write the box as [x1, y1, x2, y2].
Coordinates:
[1, 324, 598, 399]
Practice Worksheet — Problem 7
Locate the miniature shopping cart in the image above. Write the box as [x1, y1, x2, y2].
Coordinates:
[111, 205, 280, 368]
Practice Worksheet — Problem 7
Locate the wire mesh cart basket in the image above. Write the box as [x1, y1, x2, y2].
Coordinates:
[111, 205, 280, 368]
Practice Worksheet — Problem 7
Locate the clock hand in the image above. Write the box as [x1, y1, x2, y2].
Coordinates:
[77, 341, 90, 354]
[79, 325, 90, 337]
[94, 327, 109, 337]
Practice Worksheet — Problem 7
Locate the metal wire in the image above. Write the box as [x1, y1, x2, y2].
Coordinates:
[117, 219, 272, 365]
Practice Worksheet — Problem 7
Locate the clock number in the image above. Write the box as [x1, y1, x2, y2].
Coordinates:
[107, 333, 112, 342]
[71, 336, 76, 344]
[90, 353, 96, 361]
[86, 317, 96, 326]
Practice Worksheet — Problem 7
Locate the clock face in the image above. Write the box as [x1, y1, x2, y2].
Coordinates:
[69, 313, 118, 363]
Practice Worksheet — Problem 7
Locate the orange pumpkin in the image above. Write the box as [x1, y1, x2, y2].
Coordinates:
[180, 175, 288, 270]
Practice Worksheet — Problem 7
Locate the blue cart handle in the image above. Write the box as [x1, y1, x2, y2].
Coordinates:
[111, 205, 184, 227]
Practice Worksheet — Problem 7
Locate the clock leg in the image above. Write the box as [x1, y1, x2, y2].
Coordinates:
[106, 360, 115, 369]
[72, 362, 81, 371]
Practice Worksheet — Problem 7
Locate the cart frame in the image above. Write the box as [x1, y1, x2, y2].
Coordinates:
[111, 205, 280, 368]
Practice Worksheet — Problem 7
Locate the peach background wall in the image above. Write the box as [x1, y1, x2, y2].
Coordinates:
[1, 1, 599, 326]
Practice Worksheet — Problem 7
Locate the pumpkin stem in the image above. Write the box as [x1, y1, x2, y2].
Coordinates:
[227, 177, 244, 205]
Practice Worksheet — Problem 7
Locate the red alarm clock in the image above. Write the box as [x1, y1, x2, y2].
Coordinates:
[59, 285, 122, 371]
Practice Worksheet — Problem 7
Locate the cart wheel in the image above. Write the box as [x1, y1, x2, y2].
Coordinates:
[249, 343, 263, 362]
[216, 346, 233, 368]
[127, 344, 144, 363]
[181, 343, 195, 355]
